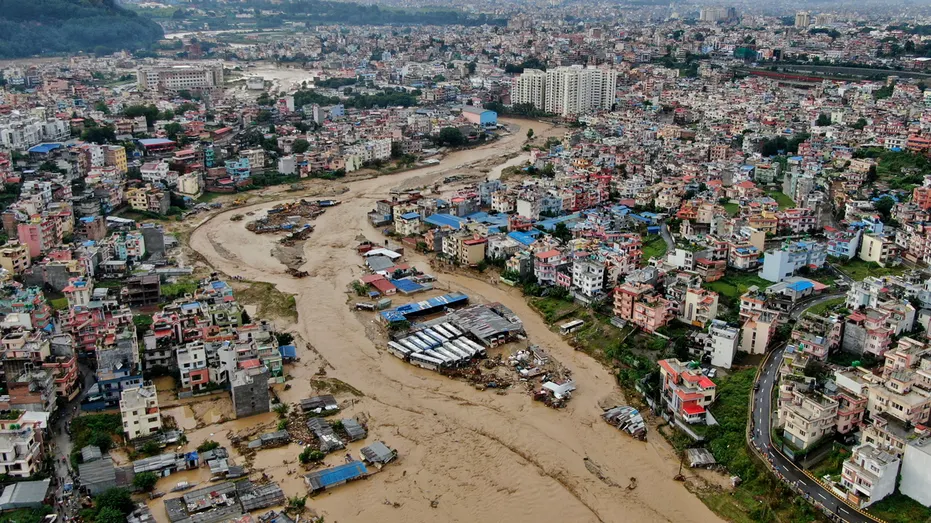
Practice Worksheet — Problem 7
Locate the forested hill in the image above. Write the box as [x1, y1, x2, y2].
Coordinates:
[0, 0, 164, 58]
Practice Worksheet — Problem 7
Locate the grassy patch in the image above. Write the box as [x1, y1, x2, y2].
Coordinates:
[766, 190, 795, 209]
[197, 192, 229, 204]
[808, 446, 848, 480]
[705, 271, 771, 305]
[642, 235, 668, 262]
[234, 281, 298, 321]
[806, 297, 846, 317]
[723, 202, 740, 216]
[834, 259, 907, 281]
[310, 378, 364, 397]
[867, 493, 931, 523]
[529, 296, 578, 324]
[161, 278, 198, 300]
[49, 297, 69, 311]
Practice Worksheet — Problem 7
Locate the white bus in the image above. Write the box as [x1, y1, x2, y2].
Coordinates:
[414, 332, 440, 348]
[433, 324, 455, 339]
[560, 319, 585, 335]
[443, 342, 470, 359]
[460, 338, 487, 357]
[410, 353, 444, 370]
[400, 339, 422, 353]
[405, 337, 430, 352]
[433, 346, 461, 365]
[441, 323, 463, 337]
[387, 341, 412, 359]
[424, 349, 452, 365]
[424, 328, 448, 343]
[449, 340, 475, 358]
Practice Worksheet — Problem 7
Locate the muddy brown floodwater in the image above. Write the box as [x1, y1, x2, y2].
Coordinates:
[186, 118, 726, 523]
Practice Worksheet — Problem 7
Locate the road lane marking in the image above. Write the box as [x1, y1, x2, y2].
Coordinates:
[839, 507, 849, 514]
[818, 493, 827, 500]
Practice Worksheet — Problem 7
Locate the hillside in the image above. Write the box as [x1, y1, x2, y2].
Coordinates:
[0, 0, 164, 58]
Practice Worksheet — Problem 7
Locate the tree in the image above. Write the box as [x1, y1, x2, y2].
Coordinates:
[141, 441, 160, 456]
[815, 113, 832, 126]
[197, 440, 221, 453]
[874, 195, 896, 221]
[94, 100, 110, 114]
[124, 104, 160, 127]
[82, 126, 116, 144]
[438, 127, 465, 147]
[552, 222, 572, 243]
[163, 122, 184, 141]
[526, 128, 535, 140]
[133, 471, 158, 492]
[292, 139, 310, 154]
[178, 90, 193, 100]
[89, 431, 113, 452]
[96, 507, 127, 523]
[95, 488, 134, 516]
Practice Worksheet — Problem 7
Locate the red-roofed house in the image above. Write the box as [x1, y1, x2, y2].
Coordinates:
[658, 358, 717, 425]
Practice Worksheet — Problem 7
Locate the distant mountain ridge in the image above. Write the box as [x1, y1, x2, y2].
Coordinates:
[0, 0, 164, 58]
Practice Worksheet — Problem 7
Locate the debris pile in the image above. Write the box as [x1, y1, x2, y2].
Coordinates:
[509, 345, 576, 408]
[602, 406, 647, 440]
[246, 200, 326, 234]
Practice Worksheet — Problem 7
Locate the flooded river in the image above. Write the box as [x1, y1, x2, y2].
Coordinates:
[186, 118, 725, 523]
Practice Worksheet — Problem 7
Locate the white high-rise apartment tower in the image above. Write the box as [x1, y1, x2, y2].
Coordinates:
[544, 66, 617, 116]
[511, 68, 547, 108]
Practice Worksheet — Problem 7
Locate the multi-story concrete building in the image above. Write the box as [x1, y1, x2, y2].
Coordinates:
[543, 66, 618, 116]
[136, 64, 224, 92]
[511, 69, 547, 108]
[681, 288, 719, 328]
[0, 242, 30, 275]
[859, 232, 898, 267]
[119, 384, 161, 440]
[570, 260, 605, 298]
[658, 358, 717, 425]
[840, 443, 899, 508]
[706, 320, 740, 369]
[900, 437, 931, 507]
[740, 310, 779, 354]
[759, 240, 827, 282]
[0, 411, 45, 478]
[177, 343, 210, 393]
[780, 390, 838, 450]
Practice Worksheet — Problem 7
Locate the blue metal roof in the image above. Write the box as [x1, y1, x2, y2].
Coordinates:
[423, 213, 464, 230]
[390, 278, 424, 293]
[311, 461, 368, 488]
[508, 231, 538, 246]
[399, 212, 421, 220]
[279, 345, 297, 359]
[788, 280, 814, 292]
[535, 213, 580, 231]
[379, 292, 468, 321]
[138, 138, 175, 146]
[28, 143, 61, 154]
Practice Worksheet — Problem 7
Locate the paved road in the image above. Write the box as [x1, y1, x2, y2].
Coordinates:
[50, 362, 97, 519]
[660, 221, 675, 251]
[750, 292, 877, 523]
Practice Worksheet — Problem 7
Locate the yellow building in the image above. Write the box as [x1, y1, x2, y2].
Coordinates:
[0, 242, 30, 275]
[104, 145, 127, 175]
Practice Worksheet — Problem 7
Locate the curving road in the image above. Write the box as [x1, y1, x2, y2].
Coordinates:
[750, 292, 878, 523]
